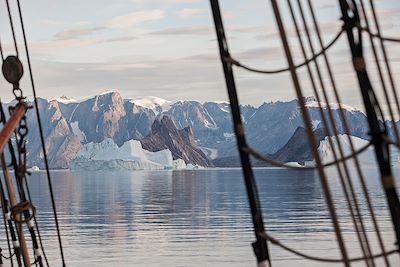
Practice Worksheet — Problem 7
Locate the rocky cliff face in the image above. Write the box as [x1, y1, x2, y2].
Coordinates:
[141, 116, 213, 167]
[270, 127, 327, 164]
[26, 99, 81, 169]
[1, 91, 384, 168]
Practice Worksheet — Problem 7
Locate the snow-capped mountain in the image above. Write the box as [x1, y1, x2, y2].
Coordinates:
[2, 91, 387, 169]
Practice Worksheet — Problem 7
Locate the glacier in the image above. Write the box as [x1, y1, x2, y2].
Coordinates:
[70, 138, 187, 171]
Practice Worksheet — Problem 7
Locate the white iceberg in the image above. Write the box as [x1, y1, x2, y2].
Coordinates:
[71, 138, 187, 171]
[318, 135, 373, 165]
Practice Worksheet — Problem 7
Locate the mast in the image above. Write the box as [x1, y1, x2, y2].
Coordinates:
[209, 1, 271, 266]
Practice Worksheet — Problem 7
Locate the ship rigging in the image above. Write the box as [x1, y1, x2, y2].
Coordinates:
[0, 0, 399, 266]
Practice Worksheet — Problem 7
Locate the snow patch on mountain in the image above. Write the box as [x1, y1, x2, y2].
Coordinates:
[71, 138, 187, 170]
[99, 90, 117, 96]
[50, 96, 79, 104]
[305, 98, 358, 113]
[130, 96, 172, 114]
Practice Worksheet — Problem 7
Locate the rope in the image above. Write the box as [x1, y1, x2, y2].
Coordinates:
[210, 0, 271, 264]
[307, 1, 390, 265]
[0, 35, 4, 61]
[366, 0, 400, 142]
[339, 0, 400, 256]
[10, 201, 35, 224]
[357, 25, 400, 43]
[1, 252, 15, 260]
[0, 102, 14, 267]
[269, 0, 350, 264]
[4, 0, 19, 57]
[244, 141, 372, 170]
[295, 2, 375, 264]
[0, 179, 14, 267]
[358, 0, 400, 144]
[258, 231, 398, 263]
[227, 27, 344, 74]
[302, 0, 378, 262]
[15, 1, 66, 265]
[0, 102, 22, 267]
[24, 176, 50, 267]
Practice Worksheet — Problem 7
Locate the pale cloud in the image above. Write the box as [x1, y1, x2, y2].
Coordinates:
[149, 25, 264, 36]
[107, 10, 164, 29]
[105, 36, 137, 43]
[54, 27, 104, 40]
[30, 39, 101, 51]
[150, 26, 213, 35]
[178, 8, 207, 18]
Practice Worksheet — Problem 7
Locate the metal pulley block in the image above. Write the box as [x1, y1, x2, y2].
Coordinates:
[2, 55, 23, 85]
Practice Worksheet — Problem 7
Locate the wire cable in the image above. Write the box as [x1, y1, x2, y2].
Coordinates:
[259, 231, 398, 263]
[244, 141, 372, 170]
[4, 0, 19, 57]
[15, 1, 66, 265]
[227, 28, 344, 74]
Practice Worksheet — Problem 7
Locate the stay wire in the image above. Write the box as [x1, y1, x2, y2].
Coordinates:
[307, 0, 390, 264]
[0, 159, 14, 267]
[269, 0, 350, 264]
[359, 26, 400, 43]
[335, 0, 394, 262]
[0, 101, 22, 267]
[358, 0, 399, 144]
[10, 129, 48, 267]
[367, 0, 400, 126]
[15, 1, 66, 265]
[259, 231, 399, 263]
[0, 131, 15, 267]
[209, 0, 271, 265]
[227, 27, 344, 74]
[0, 35, 4, 61]
[296, 0, 374, 265]
[23, 176, 49, 267]
[244, 141, 372, 170]
[12, 133, 43, 267]
[4, 0, 19, 57]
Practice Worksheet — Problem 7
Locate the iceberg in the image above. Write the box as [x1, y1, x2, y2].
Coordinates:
[318, 135, 373, 165]
[71, 138, 187, 171]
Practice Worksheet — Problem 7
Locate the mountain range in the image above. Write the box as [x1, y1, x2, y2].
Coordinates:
[2, 91, 384, 169]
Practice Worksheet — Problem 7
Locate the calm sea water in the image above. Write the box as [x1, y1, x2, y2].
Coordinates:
[2, 166, 400, 266]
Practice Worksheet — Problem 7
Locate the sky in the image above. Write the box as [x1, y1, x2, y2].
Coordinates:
[0, 0, 399, 109]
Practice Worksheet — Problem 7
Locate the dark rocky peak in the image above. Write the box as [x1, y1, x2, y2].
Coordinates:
[149, 115, 181, 138]
[141, 116, 213, 167]
[271, 127, 327, 164]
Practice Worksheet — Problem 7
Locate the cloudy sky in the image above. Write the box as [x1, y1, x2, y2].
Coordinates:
[0, 0, 399, 109]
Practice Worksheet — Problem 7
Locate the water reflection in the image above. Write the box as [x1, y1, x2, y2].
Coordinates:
[0, 167, 397, 266]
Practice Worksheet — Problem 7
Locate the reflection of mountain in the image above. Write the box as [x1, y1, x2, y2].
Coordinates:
[25, 167, 397, 265]
[29, 169, 323, 238]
